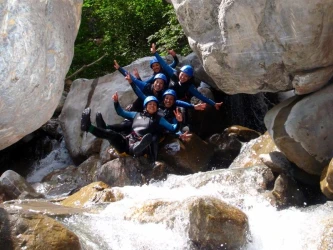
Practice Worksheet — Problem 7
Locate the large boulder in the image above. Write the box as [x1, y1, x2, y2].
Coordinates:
[0, 170, 44, 200]
[0, 0, 83, 150]
[0, 207, 81, 250]
[170, 0, 333, 94]
[125, 196, 249, 249]
[265, 83, 333, 175]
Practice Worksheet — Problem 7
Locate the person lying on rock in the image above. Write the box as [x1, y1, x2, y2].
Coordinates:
[150, 43, 223, 110]
[132, 49, 179, 85]
[114, 60, 167, 112]
[81, 93, 183, 161]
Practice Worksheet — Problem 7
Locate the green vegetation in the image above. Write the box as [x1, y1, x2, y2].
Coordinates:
[67, 0, 191, 80]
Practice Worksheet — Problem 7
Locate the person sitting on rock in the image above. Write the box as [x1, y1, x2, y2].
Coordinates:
[133, 49, 179, 85]
[150, 43, 223, 110]
[114, 60, 168, 112]
[81, 94, 183, 161]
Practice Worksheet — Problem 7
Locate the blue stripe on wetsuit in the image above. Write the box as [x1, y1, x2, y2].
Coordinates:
[154, 52, 216, 107]
[114, 102, 178, 132]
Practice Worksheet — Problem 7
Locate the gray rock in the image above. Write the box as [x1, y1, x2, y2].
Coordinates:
[0, 0, 83, 150]
[96, 157, 144, 187]
[170, 0, 333, 94]
[0, 170, 43, 200]
[265, 83, 333, 175]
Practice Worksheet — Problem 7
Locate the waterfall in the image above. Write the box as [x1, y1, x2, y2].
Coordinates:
[26, 138, 73, 183]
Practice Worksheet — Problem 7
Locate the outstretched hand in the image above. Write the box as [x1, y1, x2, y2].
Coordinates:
[112, 92, 119, 102]
[125, 73, 132, 83]
[215, 102, 223, 110]
[173, 108, 183, 122]
[150, 43, 156, 54]
[194, 103, 207, 111]
[114, 60, 120, 70]
[179, 131, 192, 142]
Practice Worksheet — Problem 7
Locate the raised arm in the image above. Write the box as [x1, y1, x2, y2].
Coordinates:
[125, 73, 147, 101]
[151, 43, 176, 78]
[188, 85, 217, 107]
[112, 92, 136, 119]
[168, 49, 179, 68]
[114, 60, 127, 77]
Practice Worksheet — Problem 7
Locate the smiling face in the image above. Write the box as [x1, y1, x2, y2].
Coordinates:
[151, 63, 161, 73]
[163, 95, 175, 108]
[146, 101, 158, 114]
[179, 72, 191, 83]
[153, 78, 165, 92]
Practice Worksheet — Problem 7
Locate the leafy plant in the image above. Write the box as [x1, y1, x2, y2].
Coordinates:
[67, 0, 191, 79]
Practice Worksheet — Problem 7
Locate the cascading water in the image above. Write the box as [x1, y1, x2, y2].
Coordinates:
[26, 138, 73, 183]
[56, 168, 331, 250]
[24, 122, 331, 250]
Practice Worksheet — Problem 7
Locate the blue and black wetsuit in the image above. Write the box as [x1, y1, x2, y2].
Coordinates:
[142, 55, 179, 85]
[87, 101, 179, 159]
[117, 67, 165, 112]
[153, 52, 216, 106]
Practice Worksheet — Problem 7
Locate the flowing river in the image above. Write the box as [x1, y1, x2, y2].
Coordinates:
[26, 139, 332, 250]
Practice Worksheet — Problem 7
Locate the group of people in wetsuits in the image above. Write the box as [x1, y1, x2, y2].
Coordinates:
[81, 43, 223, 168]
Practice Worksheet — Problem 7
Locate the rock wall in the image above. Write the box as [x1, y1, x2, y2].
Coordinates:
[170, 0, 333, 95]
[0, 0, 83, 150]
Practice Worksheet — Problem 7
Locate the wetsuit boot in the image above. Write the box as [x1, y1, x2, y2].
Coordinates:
[81, 108, 91, 132]
[132, 133, 153, 156]
[96, 112, 107, 129]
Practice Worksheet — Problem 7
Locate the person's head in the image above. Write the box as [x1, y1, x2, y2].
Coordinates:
[153, 73, 167, 92]
[143, 96, 159, 114]
[150, 58, 161, 73]
[163, 89, 177, 108]
[179, 65, 194, 83]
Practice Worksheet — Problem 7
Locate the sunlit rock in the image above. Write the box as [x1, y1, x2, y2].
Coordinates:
[2, 199, 86, 217]
[0, 0, 83, 150]
[0, 170, 43, 200]
[320, 159, 333, 199]
[125, 196, 249, 249]
[224, 125, 261, 142]
[170, 0, 333, 94]
[229, 132, 279, 169]
[0, 208, 81, 250]
[265, 83, 333, 175]
[60, 181, 123, 208]
[319, 217, 333, 250]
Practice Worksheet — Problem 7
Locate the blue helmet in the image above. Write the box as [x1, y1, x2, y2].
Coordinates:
[163, 89, 177, 99]
[154, 73, 167, 83]
[180, 65, 194, 77]
[143, 96, 159, 108]
[150, 58, 159, 68]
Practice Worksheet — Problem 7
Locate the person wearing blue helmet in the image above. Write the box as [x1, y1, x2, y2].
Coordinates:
[150, 43, 223, 110]
[133, 49, 179, 85]
[81, 94, 183, 159]
[114, 60, 168, 112]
